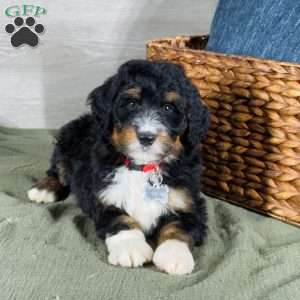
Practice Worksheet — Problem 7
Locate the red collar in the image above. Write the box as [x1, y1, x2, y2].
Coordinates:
[124, 158, 159, 173]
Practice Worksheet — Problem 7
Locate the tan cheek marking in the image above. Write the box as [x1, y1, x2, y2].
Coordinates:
[173, 136, 183, 153]
[157, 133, 183, 156]
[165, 91, 180, 103]
[157, 132, 173, 145]
[112, 128, 120, 145]
[112, 127, 138, 146]
[157, 222, 192, 247]
[168, 188, 193, 212]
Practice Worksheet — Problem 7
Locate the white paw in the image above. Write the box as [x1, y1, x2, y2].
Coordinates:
[153, 239, 194, 275]
[105, 229, 153, 268]
[27, 187, 56, 203]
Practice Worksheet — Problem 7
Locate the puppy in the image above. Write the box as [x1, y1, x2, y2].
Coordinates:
[27, 60, 210, 275]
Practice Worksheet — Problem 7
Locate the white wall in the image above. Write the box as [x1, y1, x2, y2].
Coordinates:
[0, 0, 217, 128]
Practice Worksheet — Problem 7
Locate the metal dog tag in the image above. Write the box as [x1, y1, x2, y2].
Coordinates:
[144, 183, 169, 204]
[143, 169, 169, 204]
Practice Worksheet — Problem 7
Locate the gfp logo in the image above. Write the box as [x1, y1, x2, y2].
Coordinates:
[4, 5, 46, 48]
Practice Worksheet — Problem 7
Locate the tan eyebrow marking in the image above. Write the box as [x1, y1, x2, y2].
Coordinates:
[124, 87, 141, 98]
[165, 91, 180, 103]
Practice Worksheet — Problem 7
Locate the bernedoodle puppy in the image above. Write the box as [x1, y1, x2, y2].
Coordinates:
[27, 60, 210, 275]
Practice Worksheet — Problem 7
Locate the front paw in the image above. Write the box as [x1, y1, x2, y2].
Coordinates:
[153, 239, 194, 275]
[105, 229, 153, 268]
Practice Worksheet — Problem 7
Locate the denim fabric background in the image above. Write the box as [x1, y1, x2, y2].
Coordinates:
[207, 0, 300, 63]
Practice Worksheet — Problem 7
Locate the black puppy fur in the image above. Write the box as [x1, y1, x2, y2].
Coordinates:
[28, 60, 210, 273]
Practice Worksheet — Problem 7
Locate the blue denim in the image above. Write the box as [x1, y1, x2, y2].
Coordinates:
[206, 0, 300, 63]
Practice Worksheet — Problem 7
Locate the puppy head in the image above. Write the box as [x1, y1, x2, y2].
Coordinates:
[88, 60, 210, 164]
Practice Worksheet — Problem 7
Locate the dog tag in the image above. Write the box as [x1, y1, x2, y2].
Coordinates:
[144, 182, 169, 204]
[143, 169, 169, 204]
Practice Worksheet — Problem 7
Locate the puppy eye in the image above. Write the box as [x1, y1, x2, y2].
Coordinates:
[127, 100, 137, 108]
[163, 103, 174, 112]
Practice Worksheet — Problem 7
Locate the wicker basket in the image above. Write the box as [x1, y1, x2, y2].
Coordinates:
[147, 35, 300, 227]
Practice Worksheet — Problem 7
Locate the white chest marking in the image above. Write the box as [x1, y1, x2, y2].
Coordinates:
[99, 167, 169, 232]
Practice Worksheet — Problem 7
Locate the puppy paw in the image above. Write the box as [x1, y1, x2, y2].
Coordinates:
[27, 176, 69, 203]
[27, 187, 56, 203]
[105, 229, 153, 268]
[153, 239, 194, 275]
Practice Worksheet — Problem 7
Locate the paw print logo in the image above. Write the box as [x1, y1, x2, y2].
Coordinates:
[5, 17, 44, 47]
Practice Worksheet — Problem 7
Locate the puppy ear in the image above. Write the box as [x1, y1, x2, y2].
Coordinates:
[185, 85, 210, 147]
[87, 76, 117, 131]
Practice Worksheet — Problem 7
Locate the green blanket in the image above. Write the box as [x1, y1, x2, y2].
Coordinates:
[1, 127, 300, 300]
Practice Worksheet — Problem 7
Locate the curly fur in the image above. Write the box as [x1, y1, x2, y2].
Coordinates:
[27, 60, 211, 274]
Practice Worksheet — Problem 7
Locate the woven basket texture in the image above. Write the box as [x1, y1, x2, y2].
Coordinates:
[147, 35, 300, 227]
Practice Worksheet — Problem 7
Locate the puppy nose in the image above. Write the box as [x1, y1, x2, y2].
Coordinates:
[138, 132, 156, 146]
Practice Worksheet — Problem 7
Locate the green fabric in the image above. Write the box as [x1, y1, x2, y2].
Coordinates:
[0, 127, 300, 300]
